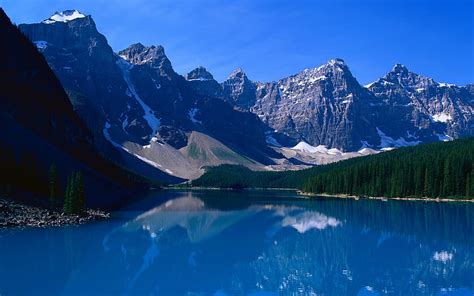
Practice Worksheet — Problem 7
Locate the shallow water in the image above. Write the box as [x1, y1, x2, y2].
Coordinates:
[0, 190, 473, 295]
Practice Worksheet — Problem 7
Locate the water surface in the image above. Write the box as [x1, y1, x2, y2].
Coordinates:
[0, 190, 473, 295]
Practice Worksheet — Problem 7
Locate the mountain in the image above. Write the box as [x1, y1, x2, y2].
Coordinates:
[20, 11, 280, 180]
[219, 60, 474, 151]
[18, 10, 473, 180]
[253, 59, 381, 151]
[366, 64, 474, 143]
[222, 68, 257, 110]
[185, 66, 223, 99]
[0, 8, 144, 208]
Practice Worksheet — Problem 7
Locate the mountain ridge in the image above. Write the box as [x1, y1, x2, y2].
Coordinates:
[17, 9, 474, 180]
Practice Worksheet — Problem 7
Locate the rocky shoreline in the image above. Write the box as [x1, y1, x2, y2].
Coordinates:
[0, 199, 110, 228]
[297, 191, 474, 203]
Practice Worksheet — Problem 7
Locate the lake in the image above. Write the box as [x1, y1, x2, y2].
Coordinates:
[0, 190, 473, 295]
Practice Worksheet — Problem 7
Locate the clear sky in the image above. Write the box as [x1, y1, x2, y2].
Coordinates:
[1, 0, 473, 85]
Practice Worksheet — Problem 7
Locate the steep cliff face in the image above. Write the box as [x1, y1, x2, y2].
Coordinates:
[222, 68, 257, 110]
[2, 9, 92, 151]
[0, 9, 142, 208]
[185, 66, 223, 99]
[251, 59, 380, 151]
[367, 64, 474, 142]
[219, 60, 473, 151]
[19, 13, 151, 146]
[20, 11, 277, 180]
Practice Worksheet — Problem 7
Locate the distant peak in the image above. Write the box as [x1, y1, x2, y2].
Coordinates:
[123, 43, 164, 53]
[328, 58, 346, 66]
[228, 67, 247, 79]
[118, 43, 169, 68]
[186, 66, 214, 81]
[231, 67, 244, 74]
[391, 63, 409, 73]
[42, 10, 86, 24]
[128, 42, 146, 50]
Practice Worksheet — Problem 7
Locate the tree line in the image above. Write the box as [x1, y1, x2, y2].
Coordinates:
[192, 138, 474, 199]
[303, 138, 473, 198]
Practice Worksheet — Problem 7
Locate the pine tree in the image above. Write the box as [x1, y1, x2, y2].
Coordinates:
[48, 163, 60, 208]
[63, 173, 74, 214]
[74, 171, 86, 215]
[62, 171, 87, 215]
[423, 166, 432, 197]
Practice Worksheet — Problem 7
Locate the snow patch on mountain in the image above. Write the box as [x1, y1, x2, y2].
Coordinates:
[104, 122, 167, 170]
[117, 58, 161, 139]
[121, 115, 129, 131]
[438, 82, 456, 88]
[430, 112, 452, 123]
[103, 122, 128, 151]
[187, 77, 213, 81]
[291, 142, 345, 155]
[436, 133, 453, 142]
[151, 78, 161, 90]
[187, 108, 202, 124]
[43, 10, 85, 24]
[33, 40, 48, 49]
[358, 148, 376, 155]
[376, 128, 420, 150]
[133, 153, 163, 169]
[292, 142, 327, 153]
[308, 75, 327, 83]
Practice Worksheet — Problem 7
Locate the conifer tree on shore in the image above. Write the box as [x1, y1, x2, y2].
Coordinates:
[63, 171, 86, 215]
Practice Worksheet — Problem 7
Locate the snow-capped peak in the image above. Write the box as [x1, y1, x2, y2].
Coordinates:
[42, 10, 86, 24]
[328, 58, 346, 66]
[391, 63, 409, 74]
[228, 67, 247, 79]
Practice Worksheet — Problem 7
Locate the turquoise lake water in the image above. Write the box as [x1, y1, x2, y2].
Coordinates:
[0, 190, 473, 295]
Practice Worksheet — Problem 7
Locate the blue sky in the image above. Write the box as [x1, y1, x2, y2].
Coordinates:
[1, 0, 472, 85]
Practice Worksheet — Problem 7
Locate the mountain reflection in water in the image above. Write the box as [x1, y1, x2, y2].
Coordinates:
[0, 190, 472, 295]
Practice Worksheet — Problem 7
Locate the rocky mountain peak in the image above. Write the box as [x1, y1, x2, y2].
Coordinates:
[328, 58, 346, 66]
[290, 58, 358, 90]
[222, 68, 256, 109]
[118, 43, 171, 70]
[318, 58, 349, 73]
[295, 58, 352, 80]
[42, 10, 87, 24]
[186, 66, 214, 81]
[382, 64, 437, 90]
[390, 63, 410, 76]
[228, 67, 248, 79]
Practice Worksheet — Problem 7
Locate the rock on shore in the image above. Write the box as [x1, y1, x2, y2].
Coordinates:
[0, 199, 110, 228]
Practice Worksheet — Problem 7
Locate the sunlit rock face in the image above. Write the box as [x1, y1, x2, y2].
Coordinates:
[219, 60, 473, 151]
[367, 64, 474, 143]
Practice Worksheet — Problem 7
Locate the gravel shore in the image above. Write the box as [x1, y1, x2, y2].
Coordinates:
[0, 199, 110, 228]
